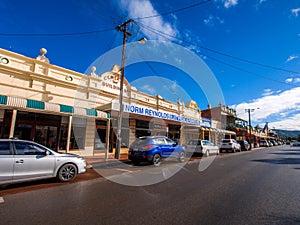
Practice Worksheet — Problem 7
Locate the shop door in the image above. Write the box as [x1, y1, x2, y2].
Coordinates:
[95, 128, 106, 150]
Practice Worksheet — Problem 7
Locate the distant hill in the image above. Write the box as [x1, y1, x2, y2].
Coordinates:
[276, 129, 300, 139]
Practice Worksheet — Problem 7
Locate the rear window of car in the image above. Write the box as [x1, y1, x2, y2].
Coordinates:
[131, 138, 150, 147]
[222, 140, 231, 143]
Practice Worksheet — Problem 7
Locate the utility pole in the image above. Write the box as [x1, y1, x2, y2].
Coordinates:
[245, 108, 259, 149]
[115, 19, 133, 159]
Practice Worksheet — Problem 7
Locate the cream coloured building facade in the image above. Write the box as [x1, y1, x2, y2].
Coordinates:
[0, 47, 219, 157]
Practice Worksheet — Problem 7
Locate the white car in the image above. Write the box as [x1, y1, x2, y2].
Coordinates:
[220, 139, 241, 153]
[186, 139, 219, 156]
[259, 140, 269, 147]
[0, 139, 86, 185]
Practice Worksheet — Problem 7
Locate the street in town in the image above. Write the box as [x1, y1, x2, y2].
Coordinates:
[1, 145, 300, 225]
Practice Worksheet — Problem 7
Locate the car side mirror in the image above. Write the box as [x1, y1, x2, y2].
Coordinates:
[172, 143, 177, 147]
[45, 150, 51, 156]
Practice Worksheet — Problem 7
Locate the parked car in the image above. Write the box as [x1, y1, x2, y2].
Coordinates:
[259, 139, 269, 147]
[267, 140, 273, 147]
[220, 139, 241, 153]
[128, 136, 186, 166]
[186, 139, 219, 156]
[238, 140, 251, 151]
[0, 139, 86, 186]
[270, 140, 278, 146]
[291, 141, 300, 147]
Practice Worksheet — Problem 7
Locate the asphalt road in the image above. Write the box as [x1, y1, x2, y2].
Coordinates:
[1, 145, 300, 225]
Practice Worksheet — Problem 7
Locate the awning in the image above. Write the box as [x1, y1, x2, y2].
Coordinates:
[0, 94, 109, 119]
[215, 128, 236, 135]
[0, 95, 7, 105]
[27, 99, 44, 110]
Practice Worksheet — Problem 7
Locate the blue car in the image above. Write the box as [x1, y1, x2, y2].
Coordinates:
[128, 136, 186, 166]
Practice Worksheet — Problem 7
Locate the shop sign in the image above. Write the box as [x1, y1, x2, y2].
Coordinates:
[0, 56, 9, 64]
[124, 103, 211, 127]
[101, 73, 128, 96]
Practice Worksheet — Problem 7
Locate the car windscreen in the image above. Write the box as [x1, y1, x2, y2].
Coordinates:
[188, 140, 201, 145]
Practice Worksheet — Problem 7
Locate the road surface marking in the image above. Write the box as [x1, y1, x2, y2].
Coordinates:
[0, 197, 4, 204]
[116, 168, 135, 173]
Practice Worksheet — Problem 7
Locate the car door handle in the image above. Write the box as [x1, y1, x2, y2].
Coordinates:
[16, 160, 24, 164]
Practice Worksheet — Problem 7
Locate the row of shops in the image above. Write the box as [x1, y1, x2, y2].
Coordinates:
[0, 47, 265, 157]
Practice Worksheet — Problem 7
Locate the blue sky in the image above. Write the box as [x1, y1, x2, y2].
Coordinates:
[0, 0, 300, 130]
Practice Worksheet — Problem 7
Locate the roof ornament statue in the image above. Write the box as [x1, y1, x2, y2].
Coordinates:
[36, 48, 50, 63]
[90, 66, 97, 77]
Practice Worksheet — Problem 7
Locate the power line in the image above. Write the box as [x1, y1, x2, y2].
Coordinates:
[202, 53, 300, 87]
[0, 0, 211, 37]
[135, 21, 300, 76]
[0, 28, 115, 37]
[133, 0, 212, 20]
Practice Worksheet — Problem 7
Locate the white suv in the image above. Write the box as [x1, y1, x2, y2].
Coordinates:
[220, 139, 241, 153]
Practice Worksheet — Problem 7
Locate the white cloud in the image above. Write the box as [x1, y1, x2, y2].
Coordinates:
[120, 0, 177, 41]
[171, 81, 177, 90]
[141, 84, 156, 94]
[291, 8, 300, 17]
[286, 55, 299, 62]
[269, 114, 300, 131]
[262, 88, 274, 96]
[224, 0, 238, 8]
[259, 0, 267, 3]
[231, 87, 300, 129]
[285, 78, 300, 84]
[203, 15, 224, 26]
[204, 15, 214, 25]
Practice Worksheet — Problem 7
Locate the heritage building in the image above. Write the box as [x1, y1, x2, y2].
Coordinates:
[0, 47, 219, 156]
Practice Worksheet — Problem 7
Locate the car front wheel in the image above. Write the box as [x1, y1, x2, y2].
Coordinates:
[57, 163, 78, 182]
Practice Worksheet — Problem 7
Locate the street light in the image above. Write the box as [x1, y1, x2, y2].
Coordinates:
[115, 19, 146, 159]
[245, 108, 259, 149]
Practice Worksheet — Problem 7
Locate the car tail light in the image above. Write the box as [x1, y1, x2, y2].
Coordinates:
[142, 144, 154, 150]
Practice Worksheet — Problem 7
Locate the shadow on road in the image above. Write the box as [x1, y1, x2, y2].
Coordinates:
[271, 151, 300, 156]
[252, 158, 300, 165]
[0, 168, 101, 196]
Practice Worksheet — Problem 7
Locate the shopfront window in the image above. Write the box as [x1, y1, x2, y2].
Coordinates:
[35, 126, 57, 150]
[168, 124, 181, 142]
[2, 110, 60, 150]
[70, 117, 86, 150]
[136, 120, 151, 138]
[14, 124, 32, 140]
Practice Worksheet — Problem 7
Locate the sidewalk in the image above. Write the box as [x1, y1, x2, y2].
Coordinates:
[84, 147, 265, 166]
[84, 153, 129, 167]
